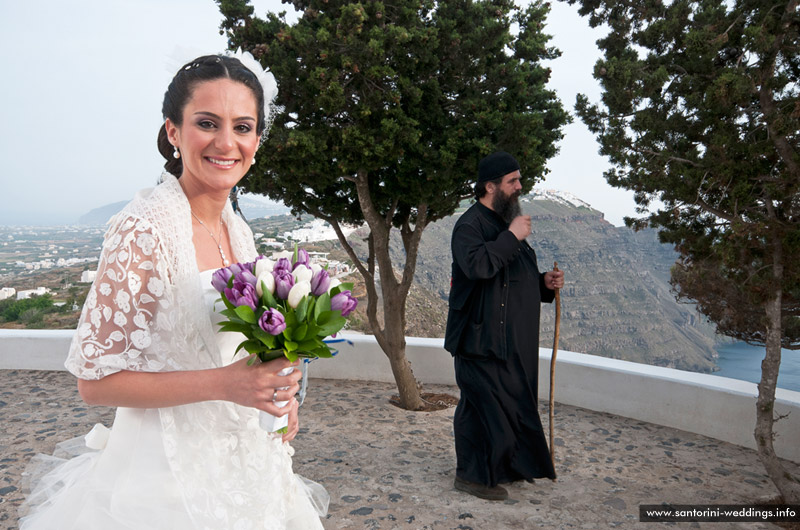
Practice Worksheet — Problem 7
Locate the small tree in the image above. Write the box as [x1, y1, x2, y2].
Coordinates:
[566, 0, 799, 501]
[217, 0, 569, 409]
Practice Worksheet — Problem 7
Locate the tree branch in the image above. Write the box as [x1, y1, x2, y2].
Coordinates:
[637, 148, 703, 168]
[757, 0, 800, 181]
[317, 212, 382, 333]
[692, 196, 738, 223]
[399, 204, 429, 297]
[385, 198, 399, 226]
[365, 232, 382, 339]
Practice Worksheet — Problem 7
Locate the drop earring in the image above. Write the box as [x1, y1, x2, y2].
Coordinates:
[252, 157, 256, 165]
[173, 147, 180, 159]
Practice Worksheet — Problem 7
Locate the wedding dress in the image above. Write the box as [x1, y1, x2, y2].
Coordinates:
[19, 174, 328, 529]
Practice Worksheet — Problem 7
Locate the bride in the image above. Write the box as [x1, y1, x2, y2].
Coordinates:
[19, 51, 328, 529]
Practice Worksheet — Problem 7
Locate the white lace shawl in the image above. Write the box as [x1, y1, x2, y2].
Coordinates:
[65, 174, 310, 529]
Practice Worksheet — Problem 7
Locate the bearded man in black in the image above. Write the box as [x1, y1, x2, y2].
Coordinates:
[445, 151, 565, 501]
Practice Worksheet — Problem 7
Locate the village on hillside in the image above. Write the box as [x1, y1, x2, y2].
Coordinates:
[0, 218, 358, 329]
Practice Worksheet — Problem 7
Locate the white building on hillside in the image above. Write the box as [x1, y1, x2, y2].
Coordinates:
[284, 219, 358, 243]
[80, 270, 97, 283]
[16, 287, 51, 300]
[0, 287, 16, 301]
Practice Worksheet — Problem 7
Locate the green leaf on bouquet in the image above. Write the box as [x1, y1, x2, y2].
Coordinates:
[297, 339, 320, 352]
[233, 305, 258, 324]
[283, 308, 298, 328]
[219, 308, 245, 323]
[235, 339, 264, 356]
[314, 292, 331, 319]
[220, 293, 236, 312]
[316, 310, 333, 325]
[302, 323, 320, 341]
[253, 327, 277, 349]
[314, 346, 334, 358]
[217, 321, 252, 334]
[258, 349, 287, 363]
[285, 340, 298, 352]
[293, 323, 308, 341]
[260, 282, 278, 308]
[316, 311, 347, 336]
[306, 298, 316, 319]
[295, 296, 310, 322]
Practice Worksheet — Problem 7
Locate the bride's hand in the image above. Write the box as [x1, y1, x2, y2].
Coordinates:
[222, 356, 301, 416]
[282, 398, 300, 443]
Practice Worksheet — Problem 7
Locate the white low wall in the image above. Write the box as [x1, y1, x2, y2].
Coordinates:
[0, 329, 75, 370]
[2, 329, 798, 462]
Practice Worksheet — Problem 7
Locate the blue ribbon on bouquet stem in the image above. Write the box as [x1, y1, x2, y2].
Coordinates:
[297, 337, 353, 406]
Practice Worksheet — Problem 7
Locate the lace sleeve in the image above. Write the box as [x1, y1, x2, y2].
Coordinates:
[66, 215, 175, 380]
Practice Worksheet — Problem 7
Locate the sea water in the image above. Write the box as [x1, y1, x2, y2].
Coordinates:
[714, 342, 800, 392]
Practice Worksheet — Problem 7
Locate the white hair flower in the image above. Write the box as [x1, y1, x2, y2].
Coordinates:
[228, 48, 279, 139]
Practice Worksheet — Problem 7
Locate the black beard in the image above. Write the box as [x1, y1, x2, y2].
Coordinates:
[492, 190, 521, 224]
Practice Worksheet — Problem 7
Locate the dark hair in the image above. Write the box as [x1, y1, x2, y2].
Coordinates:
[474, 176, 503, 200]
[157, 55, 266, 176]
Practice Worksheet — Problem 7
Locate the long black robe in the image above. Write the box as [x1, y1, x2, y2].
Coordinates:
[445, 202, 556, 486]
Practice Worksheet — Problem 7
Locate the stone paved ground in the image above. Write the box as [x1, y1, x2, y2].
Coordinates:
[1, 370, 798, 529]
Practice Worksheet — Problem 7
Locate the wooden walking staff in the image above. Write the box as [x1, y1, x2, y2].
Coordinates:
[549, 262, 561, 466]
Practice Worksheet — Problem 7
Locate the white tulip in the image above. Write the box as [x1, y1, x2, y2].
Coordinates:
[256, 272, 276, 297]
[254, 258, 275, 277]
[287, 281, 311, 309]
[327, 278, 341, 293]
[272, 250, 293, 261]
[310, 263, 322, 274]
[292, 264, 313, 283]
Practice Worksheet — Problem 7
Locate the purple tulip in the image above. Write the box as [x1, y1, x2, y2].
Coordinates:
[259, 308, 286, 336]
[310, 268, 331, 296]
[238, 268, 258, 287]
[224, 281, 259, 311]
[211, 267, 233, 293]
[331, 290, 358, 317]
[274, 270, 295, 300]
[273, 257, 292, 275]
[294, 249, 310, 269]
[228, 263, 246, 277]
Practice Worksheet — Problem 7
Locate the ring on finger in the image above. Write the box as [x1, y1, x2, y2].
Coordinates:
[272, 389, 279, 402]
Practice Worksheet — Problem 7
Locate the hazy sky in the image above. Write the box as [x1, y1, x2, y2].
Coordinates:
[0, 0, 635, 226]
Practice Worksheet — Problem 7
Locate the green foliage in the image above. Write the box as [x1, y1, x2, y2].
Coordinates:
[1, 294, 57, 322]
[19, 308, 45, 327]
[218, 0, 569, 226]
[568, 0, 800, 349]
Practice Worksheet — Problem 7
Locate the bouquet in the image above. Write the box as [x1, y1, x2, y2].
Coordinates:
[211, 247, 358, 432]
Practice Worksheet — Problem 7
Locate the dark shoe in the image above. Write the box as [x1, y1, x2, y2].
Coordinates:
[454, 476, 508, 501]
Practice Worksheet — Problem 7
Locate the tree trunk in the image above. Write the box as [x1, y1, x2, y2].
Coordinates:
[336, 169, 424, 410]
[369, 261, 423, 410]
[381, 298, 423, 410]
[755, 243, 800, 503]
